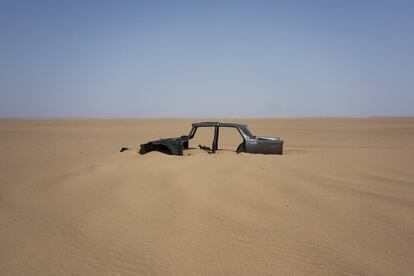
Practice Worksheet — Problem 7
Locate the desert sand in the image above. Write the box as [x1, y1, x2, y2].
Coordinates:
[0, 118, 413, 275]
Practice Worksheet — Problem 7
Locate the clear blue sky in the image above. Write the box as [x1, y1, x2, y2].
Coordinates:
[1, 0, 413, 118]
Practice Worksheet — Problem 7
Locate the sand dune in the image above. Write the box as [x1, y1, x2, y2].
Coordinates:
[0, 118, 413, 275]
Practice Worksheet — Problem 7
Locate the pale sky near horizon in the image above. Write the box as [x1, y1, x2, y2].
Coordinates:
[0, 0, 413, 118]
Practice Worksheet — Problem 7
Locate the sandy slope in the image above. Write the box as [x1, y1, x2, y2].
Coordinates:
[0, 118, 413, 275]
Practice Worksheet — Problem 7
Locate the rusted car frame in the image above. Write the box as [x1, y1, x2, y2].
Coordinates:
[139, 122, 283, 155]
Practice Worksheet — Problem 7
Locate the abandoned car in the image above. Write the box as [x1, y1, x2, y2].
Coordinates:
[139, 122, 283, 155]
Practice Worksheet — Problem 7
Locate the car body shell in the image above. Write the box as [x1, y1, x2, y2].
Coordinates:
[139, 122, 283, 155]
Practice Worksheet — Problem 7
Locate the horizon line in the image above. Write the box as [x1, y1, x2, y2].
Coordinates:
[1, 115, 413, 120]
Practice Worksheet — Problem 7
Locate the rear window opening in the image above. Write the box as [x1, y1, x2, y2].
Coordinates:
[189, 127, 215, 149]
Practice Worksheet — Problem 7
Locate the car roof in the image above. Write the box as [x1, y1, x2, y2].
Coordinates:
[192, 122, 248, 128]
